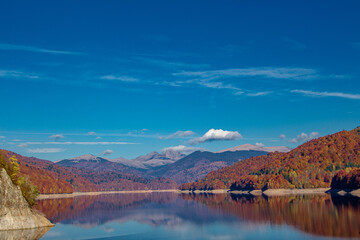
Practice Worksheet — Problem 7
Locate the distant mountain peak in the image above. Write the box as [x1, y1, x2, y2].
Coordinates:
[59, 154, 109, 163]
[216, 144, 291, 153]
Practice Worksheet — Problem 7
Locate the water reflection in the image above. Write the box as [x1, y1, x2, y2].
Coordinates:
[33, 192, 360, 239]
[182, 193, 360, 238]
[0, 227, 51, 240]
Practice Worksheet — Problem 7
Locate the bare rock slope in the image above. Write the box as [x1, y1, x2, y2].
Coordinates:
[0, 168, 54, 230]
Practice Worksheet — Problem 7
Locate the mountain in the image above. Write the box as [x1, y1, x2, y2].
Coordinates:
[58, 154, 109, 163]
[0, 150, 178, 194]
[109, 150, 185, 169]
[151, 150, 268, 184]
[180, 127, 360, 190]
[217, 144, 291, 153]
[57, 154, 144, 176]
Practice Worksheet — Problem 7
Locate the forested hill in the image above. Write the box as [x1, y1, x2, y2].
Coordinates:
[0, 150, 177, 194]
[180, 127, 360, 190]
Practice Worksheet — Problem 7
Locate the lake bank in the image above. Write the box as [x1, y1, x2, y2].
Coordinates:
[180, 188, 331, 196]
[37, 189, 180, 200]
[181, 188, 359, 197]
[37, 187, 360, 200]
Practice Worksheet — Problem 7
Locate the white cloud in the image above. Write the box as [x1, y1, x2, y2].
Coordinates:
[291, 90, 360, 100]
[0, 136, 5, 139]
[255, 142, 264, 147]
[49, 134, 65, 140]
[159, 130, 195, 139]
[0, 43, 83, 55]
[23, 141, 137, 145]
[189, 129, 242, 145]
[101, 75, 139, 82]
[17, 143, 27, 148]
[280, 134, 286, 139]
[162, 145, 203, 154]
[102, 149, 114, 156]
[88, 131, 96, 135]
[26, 148, 65, 153]
[289, 132, 320, 143]
[96, 136, 101, 139]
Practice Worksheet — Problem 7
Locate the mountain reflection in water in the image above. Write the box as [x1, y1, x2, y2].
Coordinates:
[34, 192, 360, 239]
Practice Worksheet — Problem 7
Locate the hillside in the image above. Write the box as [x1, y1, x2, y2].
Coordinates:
[331, 168, 360, 190]
[151, 150, 268, 184]
[0, 150, 177, 194]
[180, 127, 360, 190]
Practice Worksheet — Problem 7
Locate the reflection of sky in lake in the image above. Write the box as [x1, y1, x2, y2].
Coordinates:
[43, 221, 318, 240]
[32, 193, 360, 240]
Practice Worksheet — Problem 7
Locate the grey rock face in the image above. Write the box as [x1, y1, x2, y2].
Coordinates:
[0, 168, 54, 230]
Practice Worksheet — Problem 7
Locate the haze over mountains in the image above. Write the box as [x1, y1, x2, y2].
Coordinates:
[59, 144, 290, 171]
[216, 144, 291, 153]
[0, 143, 292, 194]
[55, 144, 289, 184]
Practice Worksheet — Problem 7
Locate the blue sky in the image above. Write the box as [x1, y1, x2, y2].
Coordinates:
[0, 0, 359, 161]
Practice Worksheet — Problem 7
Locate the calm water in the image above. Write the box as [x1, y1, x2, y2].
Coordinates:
[10, 193, 360, 239]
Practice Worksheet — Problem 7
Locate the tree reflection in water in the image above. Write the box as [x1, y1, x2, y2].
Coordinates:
[34, 192, 360, 238]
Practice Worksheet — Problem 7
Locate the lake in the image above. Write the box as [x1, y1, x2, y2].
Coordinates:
[6, 192, 360, 239]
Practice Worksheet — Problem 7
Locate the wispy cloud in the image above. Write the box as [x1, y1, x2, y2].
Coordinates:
[247, 91, 273, 97]
[283, 37, 307, 51]
[0, 70, 39, 79]
[189, 129, 242, 145]
[101, 149, 114, 156]
[134, 57, 210, 70]
[291, 90, 360, 100]
[162, 145, 204, 154]
[26, 148, 65, 153]
[174, 67, 319, 80]
[100, 75, 139, 82]
[49, 134, 65, 140]
[0, 136, 5, 139]
[280, 134, 286, 139]
[159, 130, 195, 139]
[170, 67, 321, 95]
[23, 142, 138, 145]
[88, 132, 96, 136]
[350, 42, 360, 50]
[219, 44, 246, 54]
[0, 43, 83, 55]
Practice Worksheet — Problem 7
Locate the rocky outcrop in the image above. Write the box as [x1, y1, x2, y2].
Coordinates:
[0, 168, 54, 230]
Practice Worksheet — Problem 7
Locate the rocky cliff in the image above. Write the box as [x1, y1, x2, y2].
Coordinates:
[0, 168, 54, 230]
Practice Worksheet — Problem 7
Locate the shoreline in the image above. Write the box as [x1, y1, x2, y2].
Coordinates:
[180, 188, 331, 196]
[37, 189, 180, 200]
[37, 187, 360, 200]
